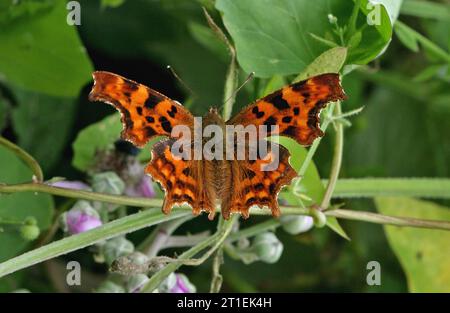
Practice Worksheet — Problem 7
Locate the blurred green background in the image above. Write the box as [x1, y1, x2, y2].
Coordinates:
[0, 0, 449, 292]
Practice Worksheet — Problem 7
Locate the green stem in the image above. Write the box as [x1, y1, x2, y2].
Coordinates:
[329, 178, 450, 199]
[227, 219, 280, 242]
[0, 137, 44, 182]
[326, 209, 450, 230]
[321, 102, 343, 210]
[0, 208, 190, 278]
[296, 103, 335, 178]
[140, 216, 237, 293]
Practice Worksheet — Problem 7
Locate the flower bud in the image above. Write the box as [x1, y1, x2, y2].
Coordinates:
[20, 218, 40, 241]
[102, 236, 135, 265]
[280, 215, 314, 235]
[250, 232, 283, 264]
[125, 175, 156, 198]
[159, 273, 196, 293]
[127, 274, 149, 293]
[96, 281, 125, 293]
[91, 171, 125, 195]
[61, 201, 102, 235]
[328, 14, 338, 24]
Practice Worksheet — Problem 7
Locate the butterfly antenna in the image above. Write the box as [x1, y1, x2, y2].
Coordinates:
[167, 65, 196, 98]
[221, 71, 255, 111]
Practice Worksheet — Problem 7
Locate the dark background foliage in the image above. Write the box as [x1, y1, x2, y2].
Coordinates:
[0, 0, 449, 292]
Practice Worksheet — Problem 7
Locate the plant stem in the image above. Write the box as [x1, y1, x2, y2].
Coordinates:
[140, 216, 237, 293]
[0, 208, 190, 278]
[0, 136, 44, 182]
[329, 178, 450, 199]
[227, 219, 280, 242]
[326, 209, 450, 230]
[321, 101, 343, 210]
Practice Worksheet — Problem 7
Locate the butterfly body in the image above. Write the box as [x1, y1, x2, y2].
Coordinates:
[89, 71, 346, 219]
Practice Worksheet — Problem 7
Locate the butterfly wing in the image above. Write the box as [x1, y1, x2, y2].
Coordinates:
[89, 71, 194, 147]
[228, 73, 346, 146]
[220, 142, 297, 219]
[145, 139, 218, 219]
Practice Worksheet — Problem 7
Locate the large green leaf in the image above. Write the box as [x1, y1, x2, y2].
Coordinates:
[0, 1, 93, 97]
[0, 145, 54, 262]
[72, 114, 123, 171]
[11, 89, 77, 173]
[216, 0, 399, 77]
[376, 197, 450, 292]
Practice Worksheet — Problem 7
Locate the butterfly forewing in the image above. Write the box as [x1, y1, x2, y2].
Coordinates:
[89, 71, 194, 147]
[229, 73, 346, 146]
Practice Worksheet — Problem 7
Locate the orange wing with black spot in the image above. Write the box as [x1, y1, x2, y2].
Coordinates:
[89, 71, 194, 147]
[220, 142, 297, 219]
[229, 73, 346, 145]
[145, 139, 218, 220]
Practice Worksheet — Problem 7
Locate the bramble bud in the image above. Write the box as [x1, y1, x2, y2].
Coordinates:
[102, 236, 135, 265]
[127, 274, 150, 293]
[159, 273, 196, 293]
[20, 224, 40, 241]
[61, 201, 102, 235]
[91, 172, 125, 195]
[280, 215, 314, 235]
[96, 281, 125, 293]
[250, 232, 283, 264]
[125, 175, 156, 198]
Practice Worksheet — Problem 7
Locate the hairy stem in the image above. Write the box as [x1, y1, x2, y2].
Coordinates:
[0, 136, 44, 182]
[321, 101, 343, 210]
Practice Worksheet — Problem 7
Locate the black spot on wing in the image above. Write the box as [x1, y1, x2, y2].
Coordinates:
[145, 126, 157, 137]
[159, 116, 173, 133]
[252, 106, 265, 119]
[123, 79, 139, 91]
[268, 93, 290, 110]
[282, 116, 292, 123]
[146, 116, 155, 123]
[291, 80, 307, 92]
[136, 107, 143, 115]
[144, 92, 162, 109]
[282, 126, 297, 137]
[293, 107, 300, 116]
[264, 116, 277, 127]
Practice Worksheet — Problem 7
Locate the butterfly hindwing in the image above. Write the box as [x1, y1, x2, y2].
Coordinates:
[89, 71, 194, 147]
[220, 142, 297, 219]
[229, 73, 346, 146]
[145, 139, 218, 219]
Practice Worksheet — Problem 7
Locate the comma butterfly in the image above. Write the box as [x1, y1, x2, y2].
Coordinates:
[89, 71, 346, 220]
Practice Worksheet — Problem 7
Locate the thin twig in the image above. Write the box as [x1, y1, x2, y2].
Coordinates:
[0, 136, 44, 182]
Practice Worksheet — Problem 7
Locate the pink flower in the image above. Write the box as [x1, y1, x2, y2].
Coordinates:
[170, 274, 195, 293]
[65, 209, 102, 234]
[125, 175, 155, 198]
[51, 180, 90, 190]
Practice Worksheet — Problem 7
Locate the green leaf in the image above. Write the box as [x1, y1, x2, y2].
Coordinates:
[375, 197, 450, 292]
[0, 1, 93, 97]
[11, 89, 76, 172]
[72, 114, 123, 171]
[0, 145, 54, 262]
[0, 0, 55, 25]
[400, 0, 450, 21]
[187, 21, 228, 62]
[100, 0, 126, 9]
[394, 22, 419, 52]
[274, 136, 349, 240]
[216, 0, 397, 77]
[294, 46, 347, 82]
